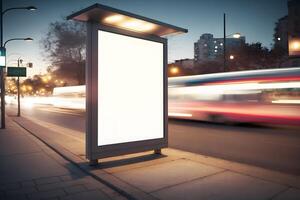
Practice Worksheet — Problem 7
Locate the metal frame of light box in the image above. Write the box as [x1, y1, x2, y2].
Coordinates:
[86, 21, 168, 163]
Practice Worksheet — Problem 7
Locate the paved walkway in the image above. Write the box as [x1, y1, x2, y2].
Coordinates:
[2, 115, 300, 200]
[0, 118, 126, 200]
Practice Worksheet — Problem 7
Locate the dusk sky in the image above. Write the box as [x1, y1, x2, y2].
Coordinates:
[4, 0, 287, 77]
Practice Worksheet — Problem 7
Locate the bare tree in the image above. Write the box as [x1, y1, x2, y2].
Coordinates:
[41, 19, 86, 85]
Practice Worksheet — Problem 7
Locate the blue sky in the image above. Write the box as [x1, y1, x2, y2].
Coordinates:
[4, 0, 287, 77]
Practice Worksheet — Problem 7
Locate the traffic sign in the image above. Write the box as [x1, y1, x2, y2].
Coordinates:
[7, 67, 27, 77]
[0, 47, 6, 67]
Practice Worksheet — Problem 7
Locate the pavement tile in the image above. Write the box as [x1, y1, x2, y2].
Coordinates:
[0, 153, 69, 184]
[21, 181, 36, 188]
[63, 185, 86, 194]
[0, 191, 4, 200]
[27, 188, 66, 200]
[83, 183, 103, 190]
[5, 186, 37, 196]
[3, 194, 28, 200]
[59, 174, 79, 182]
[272, 188, 300, 200]
[0, 183, 20, 191]
[40, 198, 59, 200]
[97, 173, 155, 200]
[111, 195, 129, 200]
[152, 171, 287, 200]
[0, 134, 40, 156]
[79, 176, 100, 184]
[36, 180, 80, 192]
[60, 190, 111, 200]
[35, 177, 60, 185]
[114, 158, 223, 192]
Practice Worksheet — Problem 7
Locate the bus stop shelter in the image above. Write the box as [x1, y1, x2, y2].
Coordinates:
[68, 3, 187, 165]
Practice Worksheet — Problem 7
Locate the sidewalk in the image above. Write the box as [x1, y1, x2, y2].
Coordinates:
[0, 118, 126, 200]
[4, 115, 300, 200]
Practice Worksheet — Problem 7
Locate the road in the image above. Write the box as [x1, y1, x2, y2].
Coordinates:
[7, 103, 300, 175]
[169, 119, 300, 175]
[7, 103, 85, 132]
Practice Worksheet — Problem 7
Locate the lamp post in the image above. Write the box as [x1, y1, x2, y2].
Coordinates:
[223, 13, 241, 72]
[17, 58, 22, 117]
[4, 38, 33, 118]
[223, 13, 226, 72]
[0, 0, 36, 128]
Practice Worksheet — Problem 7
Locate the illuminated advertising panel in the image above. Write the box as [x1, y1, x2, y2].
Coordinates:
[289, 37, 300, 57]
[97, 30, 164, 146]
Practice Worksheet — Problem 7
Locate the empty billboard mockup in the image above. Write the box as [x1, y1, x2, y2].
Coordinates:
[98, 30, 164, 146]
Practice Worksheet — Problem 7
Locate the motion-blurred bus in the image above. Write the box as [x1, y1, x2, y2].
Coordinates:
[52, 85, 85, 109]
[168, 68, 300, 126]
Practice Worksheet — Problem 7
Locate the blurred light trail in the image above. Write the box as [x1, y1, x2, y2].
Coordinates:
[168, 68, 300, 126]
[272, 100, 300, 104]
[52, 85, 85, 109]
[169, 113, 193, 117]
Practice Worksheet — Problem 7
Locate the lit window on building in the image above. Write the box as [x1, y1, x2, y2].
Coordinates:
[215, 46, 218, 49]
[214, 49, 218, 52]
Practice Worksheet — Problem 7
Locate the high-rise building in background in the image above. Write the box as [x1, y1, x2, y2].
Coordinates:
[194, 33, 245, 63]
[288, 0, 300, 39]
[274, 16, 288, 51]
[288, 0, 300, 60]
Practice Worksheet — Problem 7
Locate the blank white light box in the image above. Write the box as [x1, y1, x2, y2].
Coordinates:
[97, 30, 164, 146]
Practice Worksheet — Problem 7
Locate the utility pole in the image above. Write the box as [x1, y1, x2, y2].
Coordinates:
[17, 58, 22, 117]
[0, 0, 5, 128]
[223, 13, 226, 72]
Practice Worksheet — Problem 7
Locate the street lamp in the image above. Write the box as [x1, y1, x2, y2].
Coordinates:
[223, 13, 241, 72]
[232, 33, 241, 39]
[0, 0, 36, 128]
[2, 6, 37, 15]
[4, 38, 33, 117]
[4, 37, 33, 47]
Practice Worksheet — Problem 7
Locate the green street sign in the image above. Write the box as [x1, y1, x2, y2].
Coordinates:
[0, 47, 6, 67]
[7, 67, 27, 77]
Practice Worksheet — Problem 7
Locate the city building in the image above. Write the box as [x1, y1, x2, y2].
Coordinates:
[288, 0, 300, 39]
[288, 0, 300, 61]
[194, 33, 245, 63]
[274, 16, 288, 51]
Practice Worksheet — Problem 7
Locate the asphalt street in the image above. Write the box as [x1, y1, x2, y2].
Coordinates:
[7, 103, 300, 175]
